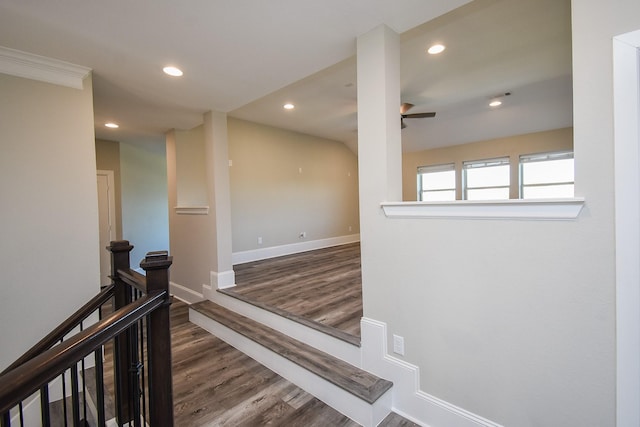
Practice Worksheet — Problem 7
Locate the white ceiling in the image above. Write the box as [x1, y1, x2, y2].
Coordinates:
[0, 0, 572, 153]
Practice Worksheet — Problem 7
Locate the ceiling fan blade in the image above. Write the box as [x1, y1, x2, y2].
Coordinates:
[402, 112, 436, 119]
[400, 103, 414, 114]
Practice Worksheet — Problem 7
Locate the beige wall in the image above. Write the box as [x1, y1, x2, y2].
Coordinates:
[95, 138, 123, 239]
[0, 73, 98, 370]
[402, 127, 573, 200]
[166, 128, 216, 293]
[358, 1, 640, 425]
[228, 118, 360, 253]
[175, 125, 207, 207]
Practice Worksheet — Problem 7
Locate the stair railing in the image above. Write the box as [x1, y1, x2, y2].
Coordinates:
[0, 240, 174, 427]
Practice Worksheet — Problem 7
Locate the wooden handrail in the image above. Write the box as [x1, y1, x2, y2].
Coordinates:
[0, 290, 166, 414]
[0, 284, 115, 376]
[116, 268, 147, 293]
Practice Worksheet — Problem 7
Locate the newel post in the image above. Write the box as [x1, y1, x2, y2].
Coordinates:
[107, 240, 135, 425]
[140, 251, 174, 426]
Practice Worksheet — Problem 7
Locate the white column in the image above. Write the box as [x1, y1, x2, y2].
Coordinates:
[357, 24, 402, 205]
[204, 111, 235, 289]
[356, 25, 402, 310]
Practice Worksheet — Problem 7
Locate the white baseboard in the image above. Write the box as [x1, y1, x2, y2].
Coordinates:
[170, 281, 204, 304]
[211, 269, 235, 289]
[232, 234, 360, 265]
[360, 318, 503, 427]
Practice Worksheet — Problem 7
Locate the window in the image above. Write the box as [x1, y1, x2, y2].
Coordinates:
[463, 157, 510, 200]
[417, 163, 456, 201]
[520, 151, 574, 199]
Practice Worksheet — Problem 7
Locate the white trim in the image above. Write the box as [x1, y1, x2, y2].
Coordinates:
[613, 28, 640, 427]
[381, 198, 584, 220]
[0, 46, 90, 89]
[360, 318, 503, 427]
[211, 269, 235, 289]
[174, 205, 209, 215]
[169, 281, 204, 304]
[232, 234, 361, 264]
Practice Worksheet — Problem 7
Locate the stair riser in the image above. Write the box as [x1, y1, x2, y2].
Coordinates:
[206, 287, 361, 366]
[190, 309, 391, 427]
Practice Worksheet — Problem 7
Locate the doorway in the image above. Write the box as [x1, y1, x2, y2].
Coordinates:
[97, 170, 116, 286]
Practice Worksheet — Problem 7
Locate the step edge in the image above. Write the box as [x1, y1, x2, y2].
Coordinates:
[217, 288, 361, 346]
[190, 301, 392, 404]
[189, 308, 392, 427]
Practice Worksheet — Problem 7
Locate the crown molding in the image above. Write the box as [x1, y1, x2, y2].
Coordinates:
[0, 46, 91, 89]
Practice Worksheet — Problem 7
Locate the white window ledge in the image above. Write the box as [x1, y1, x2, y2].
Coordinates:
[175, 206, 209, 215]
[381, 198, 585, 220]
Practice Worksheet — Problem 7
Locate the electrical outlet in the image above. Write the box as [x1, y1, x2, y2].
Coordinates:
[299, 231, 306, 239]
[393, 334, 405, 356]
[348, 226, 352, 232]
[257, 237, 263, 245]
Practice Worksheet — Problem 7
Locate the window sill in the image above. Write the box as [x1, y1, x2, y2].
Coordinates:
[175, 206, 209, 215]
[380, 198, 585, 220]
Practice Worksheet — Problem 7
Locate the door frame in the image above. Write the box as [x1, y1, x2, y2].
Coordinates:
[97, 170, 116, 284]
[613, 29, 640, 427]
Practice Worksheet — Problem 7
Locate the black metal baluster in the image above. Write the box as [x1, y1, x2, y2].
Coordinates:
[129, 320, 141, 427]
[18, 402, 23, 427]
[40, 386, 50, 427]
[71, 363, 80, 426]
[80, 321, 88, 425]
[94, 348, 106, 427]
[1, 410, 10, 427]
[139, 317, 147, 425]
[61, 371, 68, 427]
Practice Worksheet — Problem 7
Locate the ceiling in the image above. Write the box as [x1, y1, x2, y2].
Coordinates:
[0, 0, 572, 153]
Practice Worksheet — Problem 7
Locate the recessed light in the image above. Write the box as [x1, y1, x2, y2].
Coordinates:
[105, 123, 119, 128]
[489, 100, 502, 107]
[163, 66, 183, 77]
[427, 44, 446, 55]
[283, 103, 295, 110]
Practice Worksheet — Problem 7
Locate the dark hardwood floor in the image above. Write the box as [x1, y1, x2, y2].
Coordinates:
[229, 243, 363, 339]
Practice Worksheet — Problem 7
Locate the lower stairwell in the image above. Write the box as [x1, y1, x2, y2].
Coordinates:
[189, 299, 395, 427]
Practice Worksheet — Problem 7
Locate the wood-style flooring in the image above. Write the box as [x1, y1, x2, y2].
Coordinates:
[229, 243, 363, 339]
[171, 300, 360, 426]
[172, 300, 417, 426]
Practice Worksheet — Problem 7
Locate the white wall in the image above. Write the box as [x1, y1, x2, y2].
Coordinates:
[0, 73, 98, 370]
[120, 140, 169, 269]
[358, 2, 640, 426]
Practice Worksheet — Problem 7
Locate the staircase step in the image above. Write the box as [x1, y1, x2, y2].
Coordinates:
[206, 287, 361, 366]
[190, 300, 393, 426]
[218, 288, 361, 346]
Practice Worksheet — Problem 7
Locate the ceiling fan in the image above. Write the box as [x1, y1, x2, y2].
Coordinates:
[401, 103, 436, 129]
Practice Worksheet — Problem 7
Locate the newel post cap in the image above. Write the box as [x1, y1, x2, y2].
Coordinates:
[140, 251, 173, 271]
[107, 240, 134, 253]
